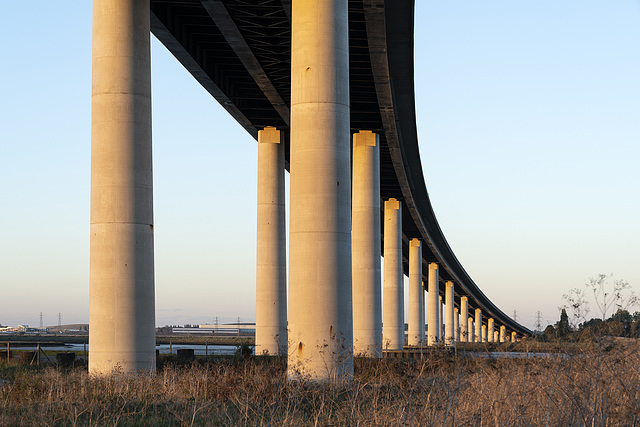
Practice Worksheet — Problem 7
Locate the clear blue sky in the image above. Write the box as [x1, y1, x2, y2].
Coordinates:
[1, 2, 638, 330]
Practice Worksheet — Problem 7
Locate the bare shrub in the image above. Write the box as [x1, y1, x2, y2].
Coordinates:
[1, 346, 640, 425]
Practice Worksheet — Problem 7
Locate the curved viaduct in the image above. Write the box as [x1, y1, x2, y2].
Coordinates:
[89, 0, 531, 377]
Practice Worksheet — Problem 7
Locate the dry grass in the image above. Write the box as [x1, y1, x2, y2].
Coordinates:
[1, 343, 640, 426]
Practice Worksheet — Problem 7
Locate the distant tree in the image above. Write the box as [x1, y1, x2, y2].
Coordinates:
[556, 308, 570, 337]
[587, 274, 638, 320]
[543, 325, 556, 341]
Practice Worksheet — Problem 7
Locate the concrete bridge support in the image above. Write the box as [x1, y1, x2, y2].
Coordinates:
[352, 130, 381, 357]
[90, 0, 156, 374]
[408, 239, 423, 346]
[454, 308, 460, 342]
[475, 309, 482, 343]
[255, 127, 287, 356]
[288, 0, 352, 381]
[460, 296, 469, 342]
[488, 318, 495, 343]
[383, 199, 403, 350]
[439, 295, 444, 342]
[469, 317, 474, 342]
[482, 324, 487, 342]
[427, 263, 439, 346]
[445, 281, 454, 346]
[511, 331, 517, 342]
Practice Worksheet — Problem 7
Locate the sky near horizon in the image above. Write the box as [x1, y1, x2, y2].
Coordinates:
[1, 2, 638, 331]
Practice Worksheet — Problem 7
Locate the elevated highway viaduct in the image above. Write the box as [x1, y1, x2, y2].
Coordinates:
[89, 0, 532, 379]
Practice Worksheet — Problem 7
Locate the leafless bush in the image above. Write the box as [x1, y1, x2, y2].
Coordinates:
[1, 346, 640, 426]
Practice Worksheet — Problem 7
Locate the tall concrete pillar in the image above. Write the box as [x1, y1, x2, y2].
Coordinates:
[460, 296, 469, 342]
[90, 0, 155, 374]
[494, 331, 499, 342]
[288, 0, 352, 381]
[383, 199, 403, 350]
[421, 282, 426, 344]
[256, 127, 287, 356]
[444, 281, 454, 346]
[469, 317, 474, 342]
[438, 295, 444, 342]
[511, 331, 517, 342]
[482, 324, 487, 342]
[408, 239, 423, 346]
[475, 309, 482, 343]
[454, 308, 460, 342]
[352, 130, 381, 357]
[427, 263, 439, 346]
[488, 318, 495, 343]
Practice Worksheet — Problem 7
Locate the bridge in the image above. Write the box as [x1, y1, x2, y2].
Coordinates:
[90, 0, 531, 379]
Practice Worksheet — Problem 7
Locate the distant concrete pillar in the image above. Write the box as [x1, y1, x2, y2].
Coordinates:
[469, 317, 474, 342]
[90, 0, 155, 374]
[482, 324, 487, 342]
[499, 326, 506, 343]
[383, 198, 403, 350]
[511, 331, 517, 342]
[454, 308, 460, 342]
[475, 309, 482, 343]
[488, 318, 495, 343]
[408, 239, 423, 346]
[427, 263, 439, 346]
[421, 282, 426, 344]
[494, 331, 499, 342]
[255, 126, 287, 356]
[460, 296, 469, 342]
[352, 130, 381, 357]
[444, 281, 454, 346]
[288, 0, 352, 381]
[438, 295, 444, 342]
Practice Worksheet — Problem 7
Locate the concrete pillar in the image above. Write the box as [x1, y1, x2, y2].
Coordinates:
[488, 318, 495, 343]
[454, 308, 460, 342]
[482, 324, 487, 342]
[427, 263, 439, 346]
[382, 199, 403, 350]
[352, 130, 381, 357]
[408, 239, 423, 346]
[469, 317, 474, 342]
[444, 281, 455, 346]
[475, 309, 482, 343]
[90, 0, 155, 374]
[288, 0, 352, 381]
[421, 282, 426, 344]
[255, 127, 287, 356]
[438, 295, 444, 342]
[511, 331, 517, 342]
[460, 296, 469, 342]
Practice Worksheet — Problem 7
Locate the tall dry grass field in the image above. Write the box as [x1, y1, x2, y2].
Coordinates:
[1, 342, 639, 426]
